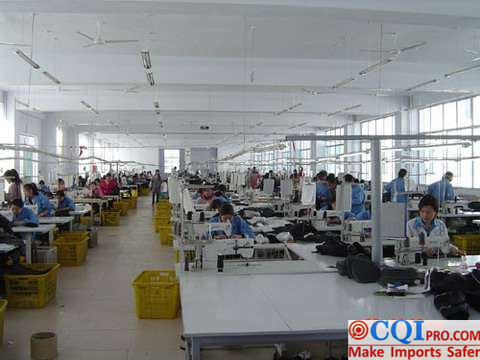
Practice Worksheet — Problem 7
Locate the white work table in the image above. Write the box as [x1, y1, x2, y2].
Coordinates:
[181, 271, 477, 360]
[74, 198, 108, 224]
[12, 224, 56, 264]
[39, 216, 74, 231]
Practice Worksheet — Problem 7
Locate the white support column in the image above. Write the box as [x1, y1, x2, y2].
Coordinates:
[371, 139, 383, 265]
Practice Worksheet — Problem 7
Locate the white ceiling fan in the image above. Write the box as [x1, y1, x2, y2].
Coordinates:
[77, 21, 139, 48]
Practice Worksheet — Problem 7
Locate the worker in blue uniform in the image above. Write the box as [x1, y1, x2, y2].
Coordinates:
[344, 174, 366, 216]
[385, 168, 408, 203]
[24, 183, 54, 217]
[209, 203, 255, 239]
[316, 174, 336, 210]
[10, 198, 39, 226]
[57, 190, 76, 212]
[427, 172, 455, 205]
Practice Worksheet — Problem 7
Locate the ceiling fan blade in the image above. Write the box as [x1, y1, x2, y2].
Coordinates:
[472, 57, 480, 62]
[104, 40, 139, 44]
[398, 41, 427, 53]
[0, 42, 31, 47]
[83, 43, 97, 48]
[77, 31, 95, 41]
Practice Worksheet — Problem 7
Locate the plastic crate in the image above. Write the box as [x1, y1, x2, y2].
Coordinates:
[102, 210, 121, 226]
[132, 270, 179, 319]
[54, 236, 88, 266]
[79, 216, 93, 226]
[129, 197, 137, 209]
[117, 200, 130, 215]
[131, 188, 138, 198]
[139, 187, 150, 196]
[4, 264, 60, 308]
[0, 299, 6, 344]
[452, 234, 480, 254]
[160, 233, 174, 246]
[154, 216, 171, 225]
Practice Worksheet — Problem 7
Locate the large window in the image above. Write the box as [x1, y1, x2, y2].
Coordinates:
[324, 127, 345, 174]
[56, 127, 64, 155]
[360, 116, 395, 181]
[417, 97, 477, 188]
[18, 134, 38, 183]
[164, 149, 180, 174]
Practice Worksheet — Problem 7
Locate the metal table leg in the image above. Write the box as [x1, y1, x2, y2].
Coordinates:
[191, 338, 201, 360]
[25, 233, 32, 264]
[49, 229, 54, 246]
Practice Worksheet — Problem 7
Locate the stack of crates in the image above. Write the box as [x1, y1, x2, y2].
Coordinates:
[102, 209, 121, 226]
[139, 186, 150, 196]
[54, 232, 89, 266]
[452, 234, 480, 255]
[155, 200, 174, 246]
[117, 199, 130, 215]
[4, 264, 60, 308]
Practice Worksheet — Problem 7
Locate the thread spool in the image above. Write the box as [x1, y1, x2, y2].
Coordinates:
[31, 332, 58, 360]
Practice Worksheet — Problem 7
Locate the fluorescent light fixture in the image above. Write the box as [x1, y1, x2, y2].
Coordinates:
[80, 100, 92, 109]
[15, 49, 40, 69]
[154, 101, 160, 109]
[276, 102, 302, 116]
[333, 77, 355, 89]
[146, 71, 155, 86]
[42, 71, 61, 85]
[80, 100, 99, 114]
[405, 79, 438, 92]
[140, 50, 152, 69]
[339, 151, 367, 158]
[15, 99, 29, 108]
[327, 110, 342, 117]
[444, 64, 480, 78]
[343, 104, 362, 111]
[358, 58, 393, 76]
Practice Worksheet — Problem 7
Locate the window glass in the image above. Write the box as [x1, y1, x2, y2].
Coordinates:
[164, 149, 180, 174]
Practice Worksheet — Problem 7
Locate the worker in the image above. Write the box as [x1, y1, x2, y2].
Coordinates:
[24, 183, 53, 217]
[38, 180, 51, 195]
[56, 190, 75, 212]
[385, 168, 408, 203]
[57, 178, 66, 191]
[3, 169, 23, 202]
[428, 172, 455, 205]
[316, 170, 327, 182]
[151, 170, 162, 205]
[104, 173, 118, 195]
[407, 194, 462, 257]
[344, 174, 366, 216]
[10, 198, 39, 226]
[316, 174, 331, 210]
[209, 203, 255, 239]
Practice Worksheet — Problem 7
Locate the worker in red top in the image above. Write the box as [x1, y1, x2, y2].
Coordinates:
[103, 173, 117, 195]
[99, 176, 108, 195]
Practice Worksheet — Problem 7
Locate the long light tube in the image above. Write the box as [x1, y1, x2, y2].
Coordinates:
[15, 49, 40, 69]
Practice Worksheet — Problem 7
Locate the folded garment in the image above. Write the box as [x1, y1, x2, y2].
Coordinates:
[434, 290, 470, 320]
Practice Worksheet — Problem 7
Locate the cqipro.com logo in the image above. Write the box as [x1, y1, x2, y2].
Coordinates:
[349, 321, 369, 340]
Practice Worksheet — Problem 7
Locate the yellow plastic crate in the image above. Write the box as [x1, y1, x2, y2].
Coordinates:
[54, 236, 88, 266]
[452, 234, 480, 254]
[4, 264, 60, 308]
[160, 233, 174, 246]
[132, 270, 179, 319]
[58, 231, 89, 241]
[131, 188, 138, 198]
[129, 197, 137, 209]
[102, 210, 121, 226]
[139, 187, 150, 196]
[0, 299, 6, 344]
[79, 216, 93, 226]
[118, 200, 130, 215]
[154, 216, 171, 225]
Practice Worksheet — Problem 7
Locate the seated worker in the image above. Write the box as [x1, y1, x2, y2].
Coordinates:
[316, 173, 336, 210]
[56, 190, 76, 213]
[344, 174, 366, 216]
[57, 178, 66, 191]
[24, 183, 53, 217]
[208, 198, 223, 212]
[10, 199, 39, 226]
[38, 180, 51, 195]
[428, 171, 455, 206]
[209, 203, 255, 239]
[385, 168, 408, 203]
[407, 194, 462, 257]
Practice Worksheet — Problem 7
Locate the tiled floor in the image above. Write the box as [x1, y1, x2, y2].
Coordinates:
[1, 197, 277, 360]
